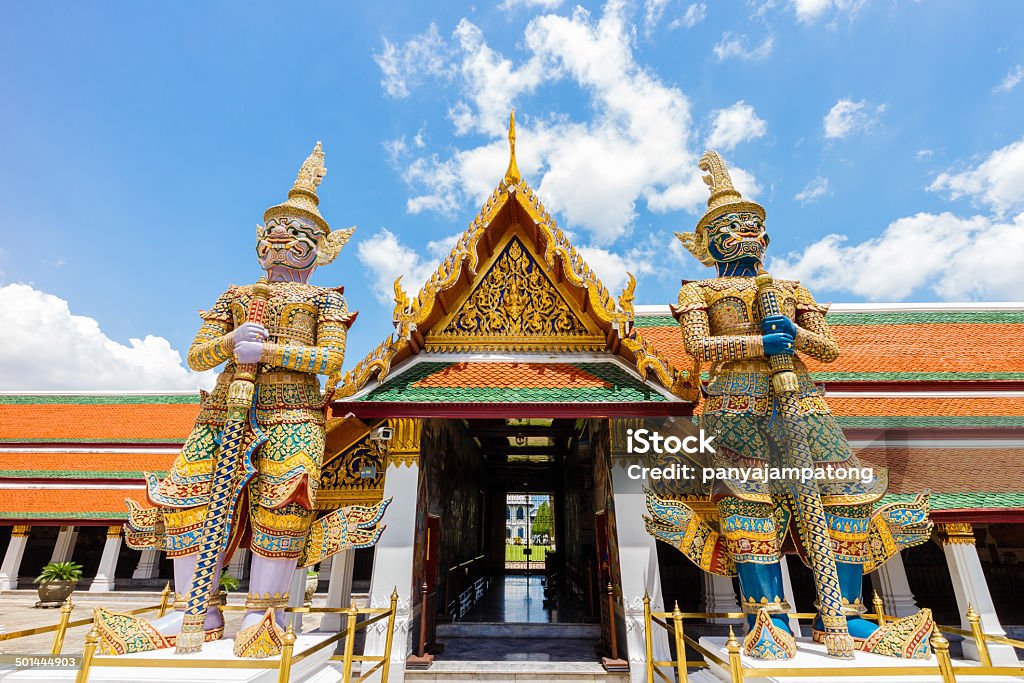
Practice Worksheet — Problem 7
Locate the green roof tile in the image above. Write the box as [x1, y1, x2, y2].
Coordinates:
[358, 362, 667, 403]
[882, 492, 1024, 510]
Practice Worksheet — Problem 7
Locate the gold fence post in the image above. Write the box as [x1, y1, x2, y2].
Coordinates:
[872, 592, 886, 626]
[643, 593, 654, 683]
[381, 588, 398, 683]
[341, 603, 359, 683]
[965, 604, 991, 668]
[51, 596, 74, 655]
[930, 629, 957, 683]
[672, 601, 688, 683]
[76, 626, 100, 683]
[158, 581, 172, 618]
[276, 624, 296, 683]
[726, 627, 743, 683]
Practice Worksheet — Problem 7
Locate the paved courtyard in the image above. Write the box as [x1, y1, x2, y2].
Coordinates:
[0, 590, 335, 656]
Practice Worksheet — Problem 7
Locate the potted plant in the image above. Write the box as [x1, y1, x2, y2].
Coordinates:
[305, 568, 319, 606]
[34, 561, 83, 604]
[218, 572, 241, 606]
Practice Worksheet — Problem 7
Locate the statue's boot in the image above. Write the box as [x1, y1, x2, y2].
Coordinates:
[811, 561, 933, 659]
[94, 554, 225, 655]
[736, 561, 796, 659]
[233, 555, 297, 658]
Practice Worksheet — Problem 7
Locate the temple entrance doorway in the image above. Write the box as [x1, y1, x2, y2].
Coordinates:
[416, 416, 611, 669]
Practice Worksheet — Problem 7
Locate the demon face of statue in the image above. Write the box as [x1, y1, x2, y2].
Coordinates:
[705, 210, 770, 265]
[256, 216, 324, 282]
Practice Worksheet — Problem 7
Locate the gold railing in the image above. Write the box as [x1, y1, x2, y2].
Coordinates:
[642, 593, 1024, 683]
[0, 583, 399, 683]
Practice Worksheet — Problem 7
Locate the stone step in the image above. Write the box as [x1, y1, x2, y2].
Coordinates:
[403, 661, 630, 682]
[436, 622, 600, 638]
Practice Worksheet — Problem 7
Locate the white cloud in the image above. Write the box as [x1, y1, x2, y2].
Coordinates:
[713, 32, 774, 62]
[790, 0, 865, 24]
[0, 283, 214, 391]
[499, 0, 564, 10]
[643, 0, 670, 35]
[915, 149, 934, 161]
[374, 23, 452, 99]
[669, 3, 707, 29]
[794, 176, 830, 203]
[706, 101, 767, 151]
[823, 98, 885, 139]
[357, 229, 461, 304]
[378, 2, 760, 246]
[928, 137, 1024, 215]
[770, 211, 1024, 301]
[993, 65, 1023, 93]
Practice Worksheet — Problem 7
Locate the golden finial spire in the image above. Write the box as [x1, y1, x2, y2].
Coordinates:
[504, 110, 521, 186]
[264, 141, 331, 234]
[699, 151, 743, 213]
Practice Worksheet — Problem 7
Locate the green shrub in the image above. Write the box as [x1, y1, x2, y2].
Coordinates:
[219, 573, 242, 592]
[34, 561, 84, 584]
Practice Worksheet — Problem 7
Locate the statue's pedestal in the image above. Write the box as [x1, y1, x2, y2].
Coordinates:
[2, 633, 336, 682]
[688, 636, 1024, 683]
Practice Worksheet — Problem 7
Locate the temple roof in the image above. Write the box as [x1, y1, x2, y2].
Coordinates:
[633, 303, 1024, 388]
[330, 125, 698, 414]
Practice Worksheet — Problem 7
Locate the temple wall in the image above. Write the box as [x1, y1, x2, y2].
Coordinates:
[417, 418, 487, 604]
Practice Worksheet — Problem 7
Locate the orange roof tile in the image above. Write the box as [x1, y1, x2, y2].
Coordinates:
[634, 318, 1024, 378]
[0, 451, 176, 477]
[0, 487, 141, 519]
[827, 396, 1024, 417]
[857, 448, 1024, 495]
[805, 324, 1024, 375]
[0, 403, 199, 442]
[411, 362, 612, 389]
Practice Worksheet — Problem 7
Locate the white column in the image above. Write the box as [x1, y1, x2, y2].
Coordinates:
[321, 549, 355, 631]
[869, 553, 919, 618]
[49, 526, 78, 564]
[89, 526, 122, 592]
[363, 459, 420, 683]
[701, 572, 743, 626]
[779, 555, 803, 637]
[286, 567, 307, 631]
[0, 526, 31, 591]
[226, 547, 250, 580]
[610, 462, 671, 683]
[938, 523, 1017, 666]
[132, 548, 160, 580]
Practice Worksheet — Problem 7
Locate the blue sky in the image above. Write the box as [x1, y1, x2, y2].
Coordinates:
[1, 0, 1023, 390]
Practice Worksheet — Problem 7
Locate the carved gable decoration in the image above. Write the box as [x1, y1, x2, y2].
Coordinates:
[426, 236, 605, 352]
[316, 433, 386, 510]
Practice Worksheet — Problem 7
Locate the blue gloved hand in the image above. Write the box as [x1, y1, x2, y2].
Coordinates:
[763, 332, 795, 356]
[761, 314, 797, 338]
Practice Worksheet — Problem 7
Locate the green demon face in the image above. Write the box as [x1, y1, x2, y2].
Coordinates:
[705, 211, 770, 264]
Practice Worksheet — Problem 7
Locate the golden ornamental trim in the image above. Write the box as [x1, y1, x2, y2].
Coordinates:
[333, 334, 406, 398]
[315, 489, 385, 510]
[386, 418, 421, 467]
[106, 525, 123, 538]
[609, 418, 644, 458]
[11, 525, 31, 537]
[937, 522, 975, 545]
[620, 329, 701, 401]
